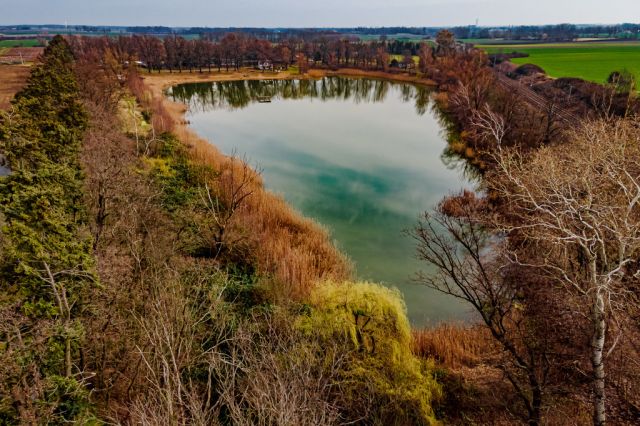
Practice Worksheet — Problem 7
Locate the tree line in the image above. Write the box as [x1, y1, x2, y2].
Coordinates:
[67, 32, 445, 74]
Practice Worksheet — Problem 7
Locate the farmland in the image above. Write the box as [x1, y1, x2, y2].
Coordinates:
[0, 47, 44, 64]
[479, 41, 640, 83]
[0, 39, 43, 48]
[0, 64, 31, 109]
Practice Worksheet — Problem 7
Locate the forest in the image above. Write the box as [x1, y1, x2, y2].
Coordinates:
[0, 26, 639, 426]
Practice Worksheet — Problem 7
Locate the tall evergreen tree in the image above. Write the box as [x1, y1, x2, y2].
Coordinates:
[0, 35, 96, 423]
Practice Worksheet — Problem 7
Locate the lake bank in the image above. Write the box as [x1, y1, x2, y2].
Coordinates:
[142, 67, 437, 96]
[158, 74, 473, 325]
[141, 70, 353, 301]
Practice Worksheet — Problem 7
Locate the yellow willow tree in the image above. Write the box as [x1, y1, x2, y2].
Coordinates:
[489, 118, 640, 426]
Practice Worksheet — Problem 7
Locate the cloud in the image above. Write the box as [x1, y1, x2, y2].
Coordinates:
[0, 0, 637, 27]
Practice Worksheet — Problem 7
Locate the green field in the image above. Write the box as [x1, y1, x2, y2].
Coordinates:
[389, 54, 420, 65]
[460, 38, 547, 45]
[356, 33, 429, 42]
[0, 39, 43, 48]
[479, 42, 640, 83]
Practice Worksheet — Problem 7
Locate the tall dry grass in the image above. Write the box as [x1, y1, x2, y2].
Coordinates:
[412, 323, 493, 370]
[137, 72, 352, 300]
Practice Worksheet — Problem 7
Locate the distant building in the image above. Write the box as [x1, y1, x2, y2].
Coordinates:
[257, 60, 273, 71]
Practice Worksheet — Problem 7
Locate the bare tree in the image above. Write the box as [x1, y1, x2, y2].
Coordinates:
[489, 118, 640, 425]
[128, 269, 342, 426]
[417, 43, 433, 74]
[411, 191, 552, 425]
[195, 154, 259, 259]
[470, 103, 507, 148]
[538, 94, 566, 145]
[435, 30, 456, 55]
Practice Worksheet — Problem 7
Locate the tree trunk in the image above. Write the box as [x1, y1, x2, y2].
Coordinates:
[66, 337, 72, 377]
[530, 380, 542, 426]
[591, 289, 607, 426]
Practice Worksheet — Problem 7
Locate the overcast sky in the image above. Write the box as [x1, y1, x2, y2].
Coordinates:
[1, 0, 638, 27]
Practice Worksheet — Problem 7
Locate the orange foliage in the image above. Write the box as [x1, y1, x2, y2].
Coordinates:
[412, 323, 493, 370]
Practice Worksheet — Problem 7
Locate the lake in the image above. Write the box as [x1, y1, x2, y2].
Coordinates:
[169, 76, 474, 326]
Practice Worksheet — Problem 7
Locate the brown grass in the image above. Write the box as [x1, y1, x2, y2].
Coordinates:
[0, 47, 44, 64]
[413, 323, 493, 369]
[0, 64, 31, 110]
[139, 70, 353, 300]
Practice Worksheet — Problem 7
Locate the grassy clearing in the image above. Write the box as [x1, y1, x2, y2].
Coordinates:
[480, 42, 640, 83]
[479, 40, 640, 50]
[461, 38, 546, 45]
[0, 39, 42, 48]
[390, 54, 420, 65]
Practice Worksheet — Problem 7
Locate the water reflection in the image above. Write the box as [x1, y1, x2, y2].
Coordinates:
[170, 77, 475, 325]
[169, 77, 432, 115]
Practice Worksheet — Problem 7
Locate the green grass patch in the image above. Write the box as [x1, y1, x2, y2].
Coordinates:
[0, 39, 43, 48]
[389, 54, 420, 65]
[461, 38, 545, 45]
[356, 33, 428, 42]
[480, 42, 640, 83]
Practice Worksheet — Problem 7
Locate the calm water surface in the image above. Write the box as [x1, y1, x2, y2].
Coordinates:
[169, 77, 475, 325]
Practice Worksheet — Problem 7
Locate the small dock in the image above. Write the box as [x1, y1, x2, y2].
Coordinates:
[257, 96, 272, 103]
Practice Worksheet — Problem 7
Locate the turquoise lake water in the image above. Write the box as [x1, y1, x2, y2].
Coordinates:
[169, 77, 475, 325]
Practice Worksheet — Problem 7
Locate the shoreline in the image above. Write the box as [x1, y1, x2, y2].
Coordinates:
[142, 67, 437, 95]
[142, 67, 354, 299]
[141, 67, 443, 302]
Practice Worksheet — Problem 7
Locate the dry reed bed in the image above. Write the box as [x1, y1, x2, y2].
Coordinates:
[412, 323, 493, 369]
[141, 72, 352, 299]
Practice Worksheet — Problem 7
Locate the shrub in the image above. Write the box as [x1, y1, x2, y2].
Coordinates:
[299, 281, 442, 425]
[607, 69, 636, 93]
